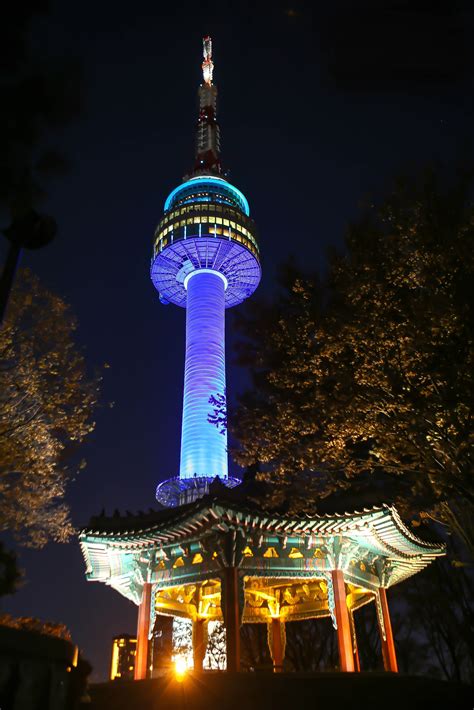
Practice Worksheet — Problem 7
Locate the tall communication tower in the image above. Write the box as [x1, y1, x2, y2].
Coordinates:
[80, 36, 445, 684]
[152, 37, 261, 507]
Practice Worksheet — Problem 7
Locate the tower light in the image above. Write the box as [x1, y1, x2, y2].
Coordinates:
[151, 37, 261, 507]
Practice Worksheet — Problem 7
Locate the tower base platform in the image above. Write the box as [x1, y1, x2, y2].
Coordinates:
[155, 475, 240, 507]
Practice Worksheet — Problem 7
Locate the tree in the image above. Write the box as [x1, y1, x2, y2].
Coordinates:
[0, 613, 72, 641]
[284, 617, 339, 672]
[399, 555, 474, 683]
[0, 542, 21, 596]
[233, 166, 474, 554]
[205, 622, 227, 670]
[208, 389, 227, 436]
[0, 269, 100, 546]
[0, 6, 85, 595]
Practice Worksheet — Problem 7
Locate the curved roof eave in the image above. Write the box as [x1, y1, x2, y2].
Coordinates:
[79, 498, 445, 558]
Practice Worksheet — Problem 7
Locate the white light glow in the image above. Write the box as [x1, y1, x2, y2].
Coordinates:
[183, 269, 228, 291]
[175, 656, 187, 681]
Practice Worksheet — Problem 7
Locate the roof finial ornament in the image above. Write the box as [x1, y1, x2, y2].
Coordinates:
[202, 35, 214, 86]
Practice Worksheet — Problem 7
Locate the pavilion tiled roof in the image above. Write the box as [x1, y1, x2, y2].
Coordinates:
[81, 490, 444, 558]
[79, 480, 444, 604]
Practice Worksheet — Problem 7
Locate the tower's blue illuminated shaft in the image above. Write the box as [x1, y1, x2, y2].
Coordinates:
[151, 37, 261, 507]
[180, 270, 227, 479]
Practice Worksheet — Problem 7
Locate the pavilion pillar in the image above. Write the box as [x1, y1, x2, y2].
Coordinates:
[377, 588, 398, 673]
[348, 609, 360, 672]
[268, 617, 285, 672]
[331, 570, 355, 672]
[134, 582, 152, 680]
[223, 566, 241, 672]
[193, 618, 207, 671]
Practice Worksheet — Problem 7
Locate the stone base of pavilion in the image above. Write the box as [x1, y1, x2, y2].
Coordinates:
[85, 672, 473, 710]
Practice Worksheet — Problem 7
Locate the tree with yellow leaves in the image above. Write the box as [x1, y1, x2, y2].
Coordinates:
[0, 269, 100, 547]
[233, 166, 474, 556]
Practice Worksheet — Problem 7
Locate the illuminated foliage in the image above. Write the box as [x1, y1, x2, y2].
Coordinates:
[0, 613, 72, 641]
[0, 269, 101, 546]
[204, 621, 227, 670]
[233, 166, 474, 552]
[171, 617, 192, 668]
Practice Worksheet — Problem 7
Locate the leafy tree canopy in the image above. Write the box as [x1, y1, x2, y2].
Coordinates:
[233, 165, 473, 554]
[0, 269, 101, 547]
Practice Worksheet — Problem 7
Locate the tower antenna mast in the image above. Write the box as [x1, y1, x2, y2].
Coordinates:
[202, 35, 214, 85]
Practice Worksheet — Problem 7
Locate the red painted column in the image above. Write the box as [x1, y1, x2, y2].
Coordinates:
[271, 618, 284, 672]
[378, 588, 398, 672]
[223, 567, 241, 672]
[134, 582, 152, 680]
[331, 570, 355, 672]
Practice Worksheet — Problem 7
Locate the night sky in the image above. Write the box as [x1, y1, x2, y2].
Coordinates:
[2, 0, 473, 682]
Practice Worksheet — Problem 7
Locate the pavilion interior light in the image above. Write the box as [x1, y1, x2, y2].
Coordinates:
[198, 600, 211, 617]
[174, 656, 187, 681]
[263, 547, 279, 558]
[288, 547, 304, 559]
[201, 590, 220, 599]
[247, 588, 277, 603]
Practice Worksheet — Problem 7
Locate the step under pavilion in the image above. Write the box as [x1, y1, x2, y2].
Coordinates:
[80, 479, 444, 678]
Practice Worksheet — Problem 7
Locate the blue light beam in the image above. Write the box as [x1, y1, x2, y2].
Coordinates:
[179, 270, 228, 480]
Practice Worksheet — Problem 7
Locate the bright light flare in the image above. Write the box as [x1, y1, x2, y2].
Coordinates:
[175, 657, 187, 682]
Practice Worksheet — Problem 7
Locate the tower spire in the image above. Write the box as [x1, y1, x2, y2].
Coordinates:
[194, 35, 221, 175]
[202, 35, 214, 86]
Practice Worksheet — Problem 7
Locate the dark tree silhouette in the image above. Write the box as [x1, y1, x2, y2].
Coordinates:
[0, 2, 82, 320]
[208, 389, 227, 436]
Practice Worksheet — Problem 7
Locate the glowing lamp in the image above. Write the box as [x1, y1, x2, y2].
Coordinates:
[174, 657, 187, 681]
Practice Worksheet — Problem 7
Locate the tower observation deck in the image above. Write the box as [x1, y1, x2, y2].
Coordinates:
[152, 37, 261, 507]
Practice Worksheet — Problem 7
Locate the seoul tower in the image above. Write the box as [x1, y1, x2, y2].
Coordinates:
[152, 37, 261, 507]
